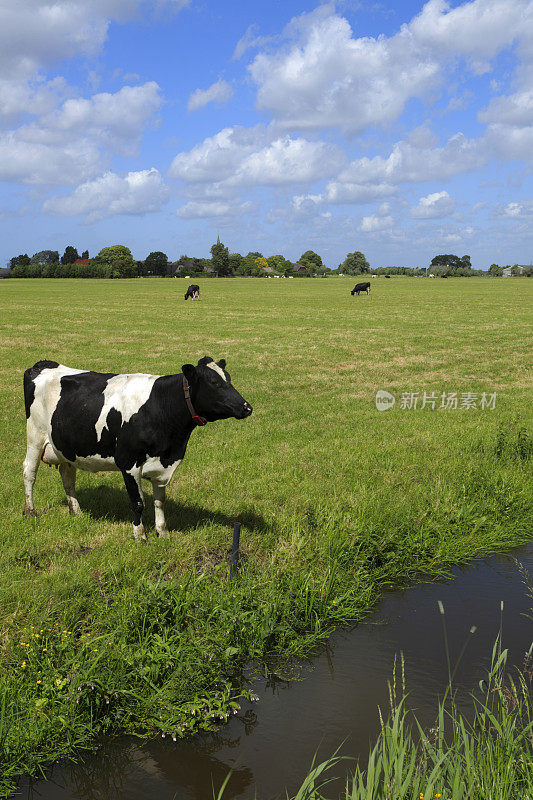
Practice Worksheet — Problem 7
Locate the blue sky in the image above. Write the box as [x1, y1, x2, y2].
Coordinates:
[1, 0, 532, 268]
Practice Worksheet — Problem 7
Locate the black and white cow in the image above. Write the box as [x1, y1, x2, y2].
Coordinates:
[351, 282, 371, 295]
[185, 284, 200, 300]
[23, 357, 252, 540]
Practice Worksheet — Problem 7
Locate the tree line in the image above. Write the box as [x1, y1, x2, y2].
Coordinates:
[6, 243, 531, 278]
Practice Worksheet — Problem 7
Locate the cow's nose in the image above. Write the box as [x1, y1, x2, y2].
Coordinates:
[243, 402, 253, 416]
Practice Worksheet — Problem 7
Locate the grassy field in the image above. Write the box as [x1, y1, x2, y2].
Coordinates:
[0, 277, 531, 793]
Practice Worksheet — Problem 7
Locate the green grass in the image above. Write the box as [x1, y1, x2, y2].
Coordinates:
[0, 277, 531, 795]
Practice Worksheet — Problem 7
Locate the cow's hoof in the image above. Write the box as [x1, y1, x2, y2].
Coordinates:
[132, 524, 147, 542]
[23, 506, 37, 517]
[156, 527, 170, 539]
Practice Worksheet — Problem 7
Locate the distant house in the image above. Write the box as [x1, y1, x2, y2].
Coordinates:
[292, 263, 308, 274]
[502, 265, 525, 276]
[0, 267, 12, 278]
[263, 266, 277, 275]
[74, 258, 90, 266]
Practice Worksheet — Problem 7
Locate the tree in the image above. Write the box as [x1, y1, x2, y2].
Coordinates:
[144, 251, 168, 276]
[267, 254, 293, 275]
[10, 254, 30, 269]
[81, 250, 89, 259]
[254, 256, 269, 272]
[338, 251, 370, 275]
[299, 250, 323, 274]
[61, 246, 79, 265]
[229, 253, 244, 274]
[488, 263, 503, 276]
[31, 250, 59, 265]
[429, 254, 470, 273]
[210, 238, 231, 276]
[92, 245, 135, 278]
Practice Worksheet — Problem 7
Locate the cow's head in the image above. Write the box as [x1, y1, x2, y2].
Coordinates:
[182, 356, 253, 422]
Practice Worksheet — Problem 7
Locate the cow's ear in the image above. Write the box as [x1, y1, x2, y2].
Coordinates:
[182, 364, 197, 383]
[217, 359, 226, 370]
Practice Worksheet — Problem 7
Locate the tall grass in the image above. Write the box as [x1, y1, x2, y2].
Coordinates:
[277, 595, 533, 800]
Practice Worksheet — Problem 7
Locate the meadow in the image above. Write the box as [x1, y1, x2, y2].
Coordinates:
[0, 276, 531, 794]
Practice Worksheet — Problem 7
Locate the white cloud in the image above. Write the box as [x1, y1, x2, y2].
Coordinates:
[0, 82, 162, 184]
[188, 79, 234, 111]
[0, 1, 184, 126]
[43, 168, 170, 222]
[359, 214, 394, 232]
[177, 200, 251, 218]
[233, 24, 274, 60]
[494, 200, 533, 219]
[324, 181, 397, 204]
[169, 125, 344, 189]
[480, 89, 533, 126]
[336, 132, 485, 186]
[248, 1, 533, 133]
[409, 190, 456, 218]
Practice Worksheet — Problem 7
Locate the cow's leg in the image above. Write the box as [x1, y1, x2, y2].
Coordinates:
[122, 469, 146, 541]
[23, 420, 46, 516]
[152, 482, 169, 537]
[59, 463, 81, 515]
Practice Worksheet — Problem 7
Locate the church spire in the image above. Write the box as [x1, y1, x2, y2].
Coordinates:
[217, 234, 220, 245]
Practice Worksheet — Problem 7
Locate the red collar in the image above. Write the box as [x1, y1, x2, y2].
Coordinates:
[182, 375, 207, 426]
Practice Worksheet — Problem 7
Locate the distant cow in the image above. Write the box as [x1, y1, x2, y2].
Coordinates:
[185, 284, 200, 300]
[23, 358, 252, 540]
[351, 282, 371, 295]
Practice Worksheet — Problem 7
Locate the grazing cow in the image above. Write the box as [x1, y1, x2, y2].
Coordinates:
[185, 284, 200, 300]
[23, 357, 252, 540]
[351, 282, 371, 295]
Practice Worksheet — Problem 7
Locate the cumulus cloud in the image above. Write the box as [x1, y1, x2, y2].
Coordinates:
[169, 125, 344, 189]
[409, 190, 456, 218]
[335, 132, 485, 187]
[494, 199, 533, 219]
[177, 199, 252, 218]
[188, 79, 234, 111]
[0, 82, 162, 184]
[358, 214, 394, 232]
[248, 1, 532, 132]
[43, 168, 170, 222]
[324, 182, 397, 204]
[0, 1, 183, 126]
[480, 89, 533, 126]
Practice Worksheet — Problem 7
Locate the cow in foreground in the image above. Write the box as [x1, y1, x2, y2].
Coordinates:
[23, 358, 252, 540]
[185, 284, 200, 300]
[351, 282, 371, 295]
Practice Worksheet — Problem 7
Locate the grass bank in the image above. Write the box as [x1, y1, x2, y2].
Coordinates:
[0, 277, 531, 794]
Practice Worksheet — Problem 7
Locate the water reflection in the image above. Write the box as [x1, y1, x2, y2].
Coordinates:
[17, 543, 533, 800]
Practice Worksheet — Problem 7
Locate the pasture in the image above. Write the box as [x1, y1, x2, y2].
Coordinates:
[0, 276, 531, 792]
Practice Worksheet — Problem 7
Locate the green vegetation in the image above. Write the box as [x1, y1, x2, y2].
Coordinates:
[0, 277, 531, 795]
[9, 241, 532, 279]
[268, 594, 533, 800]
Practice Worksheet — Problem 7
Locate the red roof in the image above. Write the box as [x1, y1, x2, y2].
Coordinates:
[74, 259, 90, 265]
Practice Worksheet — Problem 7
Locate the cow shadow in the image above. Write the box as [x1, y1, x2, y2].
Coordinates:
[76, 484, 270, 535]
